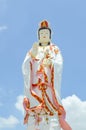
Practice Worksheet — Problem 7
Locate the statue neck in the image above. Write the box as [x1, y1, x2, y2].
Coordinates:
[39, 41, 50, 46]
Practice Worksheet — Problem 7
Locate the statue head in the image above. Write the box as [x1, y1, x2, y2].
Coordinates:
[38, 20, 51, 44]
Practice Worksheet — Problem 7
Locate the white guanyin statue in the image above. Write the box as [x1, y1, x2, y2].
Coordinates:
[22, 20, 72, 130]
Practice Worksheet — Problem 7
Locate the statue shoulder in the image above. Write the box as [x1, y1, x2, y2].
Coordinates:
[50, 43, 60, 54]
[32, 42, 39, 48]
[51, 43, 63, 62]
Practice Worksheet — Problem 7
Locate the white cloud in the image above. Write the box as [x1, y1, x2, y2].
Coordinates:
[0, 26, 8, 31]
[0, 115, 19, 128]
[15, 95, 24, 114]
[62, 95, 86, 130]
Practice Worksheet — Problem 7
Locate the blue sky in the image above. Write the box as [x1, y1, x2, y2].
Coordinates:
[0, 0, 86, 130]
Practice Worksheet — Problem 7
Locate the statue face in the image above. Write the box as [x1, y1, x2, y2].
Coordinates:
[39, 29, 50, 43]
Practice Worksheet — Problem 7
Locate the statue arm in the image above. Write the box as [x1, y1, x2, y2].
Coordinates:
[53, 46, 63, 105]
[22, 52, 31, 99]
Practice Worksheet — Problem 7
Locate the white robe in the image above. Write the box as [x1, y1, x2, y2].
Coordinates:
[22, 43, 63, 130]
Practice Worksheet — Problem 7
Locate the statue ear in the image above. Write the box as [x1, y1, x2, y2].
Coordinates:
[38, 31, 40, 40]
[49, 34, 51, 39]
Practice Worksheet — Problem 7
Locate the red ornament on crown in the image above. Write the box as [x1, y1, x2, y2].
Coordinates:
[40, 20, 49, 28]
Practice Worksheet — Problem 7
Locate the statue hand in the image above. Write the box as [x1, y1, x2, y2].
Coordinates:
[43, 58, 52, 67]
[31, 43, 38, 58]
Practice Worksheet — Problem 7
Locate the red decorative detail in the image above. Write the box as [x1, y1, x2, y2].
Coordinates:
[23, 97, 30, 111]
[40, 20, 49, 28]
[24, 113, 29, 124]
[35, 115, 42, 125]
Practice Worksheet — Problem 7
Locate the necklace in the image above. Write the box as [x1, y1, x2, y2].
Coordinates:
[39, 42, 50, 46]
